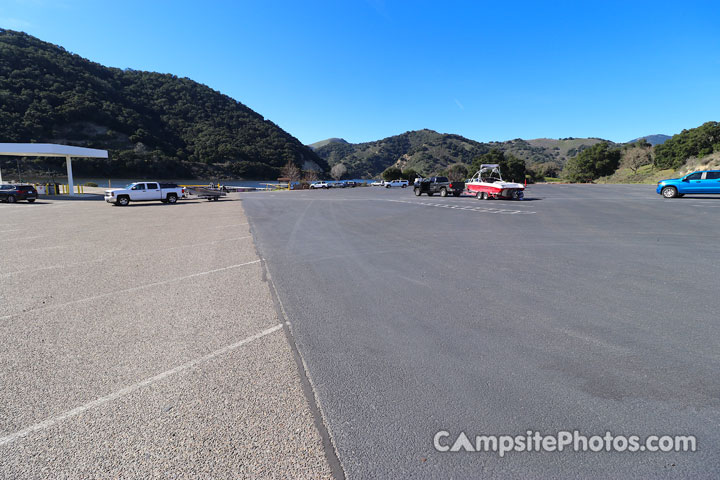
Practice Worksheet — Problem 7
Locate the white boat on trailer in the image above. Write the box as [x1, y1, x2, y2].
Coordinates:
[465, 164, 525, 200]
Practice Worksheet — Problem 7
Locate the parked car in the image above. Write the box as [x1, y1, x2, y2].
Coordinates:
[413, 176, 465, 197]
[385, 179, 409, 188]
[105, 182, 186, 206]
[0, 184, 38, 203]
[370, 180, 385, 186]
[329, 181, 346, 188]
[657, 170, 720, 198]
[310, 181, 331, 189]
[345, 181, 358, 188]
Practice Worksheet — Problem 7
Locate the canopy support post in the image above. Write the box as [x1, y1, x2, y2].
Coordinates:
[66, 155, 75, 196]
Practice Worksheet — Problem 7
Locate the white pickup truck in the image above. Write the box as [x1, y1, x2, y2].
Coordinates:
[105, 182, 186, 206]
[385, 179, 409, 188]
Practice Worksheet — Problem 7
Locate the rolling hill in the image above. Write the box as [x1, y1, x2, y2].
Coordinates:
[314, 130, 615, 178]
[308, 138, 348, 150]
[0, 29, 327, 179]
[627, 134, 671, 146]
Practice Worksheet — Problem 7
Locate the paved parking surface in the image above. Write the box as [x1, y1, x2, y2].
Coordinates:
[0, 196, 331, 479]
[243, 184, 720, 479]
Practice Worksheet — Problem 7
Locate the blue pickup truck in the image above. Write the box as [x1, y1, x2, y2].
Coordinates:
[657, 170, 720, 198]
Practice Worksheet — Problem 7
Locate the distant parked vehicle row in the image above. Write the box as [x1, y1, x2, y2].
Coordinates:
[105, 182, 186, 206]
[0, 184, 38, 203]
[657, 170, 720, 198]
[310, 180, 360, 189]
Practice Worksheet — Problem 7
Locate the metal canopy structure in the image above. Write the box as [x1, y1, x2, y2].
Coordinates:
[0, 143, 108, 195]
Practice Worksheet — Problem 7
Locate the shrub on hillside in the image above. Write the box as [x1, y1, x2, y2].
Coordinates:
[562, 142, 621, 182]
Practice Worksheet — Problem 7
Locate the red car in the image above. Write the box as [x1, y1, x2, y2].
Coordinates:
[0, 184, 39, 203]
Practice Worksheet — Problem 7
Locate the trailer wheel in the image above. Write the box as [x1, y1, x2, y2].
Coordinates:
[440, 188, 448, 197]
[414, 187, 421, 196]
[476, 192, 486, 200]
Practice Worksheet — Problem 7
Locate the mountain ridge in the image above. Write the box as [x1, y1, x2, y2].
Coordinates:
[627, 134, 671, 146]
[314, 129, 616, 178]
[0, 29, 327, 179]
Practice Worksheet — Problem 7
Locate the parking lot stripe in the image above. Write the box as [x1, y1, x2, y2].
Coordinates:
[0, 259, 261, 320]
[0, 323, 285, 447]
[385, 199, 535, 214]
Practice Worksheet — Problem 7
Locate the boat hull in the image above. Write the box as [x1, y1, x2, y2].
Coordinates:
[466, 182, 525, 199]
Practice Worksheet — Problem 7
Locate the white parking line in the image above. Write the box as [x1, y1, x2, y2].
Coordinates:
[0, 259, 261, 320]
[386, 199, 535, 214]
[0, 323, 285, 447]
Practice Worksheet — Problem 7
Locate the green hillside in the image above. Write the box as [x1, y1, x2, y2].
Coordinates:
[0, 29, 327, 179]
[315, 129, 612, 178]
[308, 138, 348, 150]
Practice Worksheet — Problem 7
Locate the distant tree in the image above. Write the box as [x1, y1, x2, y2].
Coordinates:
[302, 170, 319, 182]
[621, 146, 653, 174]
[382, 166, 403, 181]
[330, 163, 348, 180]
[446, 163, 468, 182]
[562, 142, 621, 182]
[401, 168, 420, 181]
[503, 155, 526, 182]
[634, 138, 651, 149]
[281, 160, 302, 181]
[470, 150, 526, 182]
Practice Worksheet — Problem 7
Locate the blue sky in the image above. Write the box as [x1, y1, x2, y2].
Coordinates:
[2, 0, 719, 144]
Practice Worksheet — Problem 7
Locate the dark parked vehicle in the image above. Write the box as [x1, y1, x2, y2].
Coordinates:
[413, 177, 465, 197]
[0, 184, 38, 203]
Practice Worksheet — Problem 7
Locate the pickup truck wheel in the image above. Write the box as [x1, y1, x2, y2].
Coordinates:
[414, 187, 421, 196]
[117, 196, 130, 206]
[167, 194, 178, 204]
[440, 188, 448, 197]
[661, 186, 678, 198]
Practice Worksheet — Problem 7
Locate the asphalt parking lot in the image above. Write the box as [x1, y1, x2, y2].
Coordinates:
[0, 196, 331, 479]
[242, 184, 720, 479]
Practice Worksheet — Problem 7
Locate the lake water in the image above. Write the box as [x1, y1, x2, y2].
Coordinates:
[20, 178, 376, 188]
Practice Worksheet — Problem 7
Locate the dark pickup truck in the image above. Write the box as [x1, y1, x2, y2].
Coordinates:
[413, 176, 465, 197]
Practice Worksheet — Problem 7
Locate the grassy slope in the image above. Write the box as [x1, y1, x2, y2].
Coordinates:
[315, 130, 611, 178]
